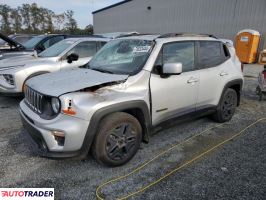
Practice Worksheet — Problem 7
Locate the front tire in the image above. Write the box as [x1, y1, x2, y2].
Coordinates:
[92, 112, 142, 167]
[212, 88, 238, 123]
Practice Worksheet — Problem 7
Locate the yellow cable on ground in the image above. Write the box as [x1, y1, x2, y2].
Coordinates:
[96, 118, 266, 200]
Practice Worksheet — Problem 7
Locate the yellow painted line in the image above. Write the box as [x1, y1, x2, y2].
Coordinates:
[96, 118, 266, 200]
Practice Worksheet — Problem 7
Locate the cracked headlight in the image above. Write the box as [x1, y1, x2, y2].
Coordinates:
[3, 74, 15, 85]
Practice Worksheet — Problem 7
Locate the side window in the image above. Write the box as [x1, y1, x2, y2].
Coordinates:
[198, 41, 225, 69]
[98, 41, 107, 50]
[222, 44, 231, 59]
[154, 42, 195, 73]
[67, 41, 97, 58]
[42, 36, 65, 49]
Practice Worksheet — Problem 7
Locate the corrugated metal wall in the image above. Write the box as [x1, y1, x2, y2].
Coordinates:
[93, 0, 266, 49]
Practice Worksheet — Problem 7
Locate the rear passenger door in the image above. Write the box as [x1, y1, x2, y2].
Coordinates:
[196, 41, 231, 109]
[150, 41, 200, 125]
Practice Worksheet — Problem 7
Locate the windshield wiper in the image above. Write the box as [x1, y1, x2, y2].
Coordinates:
[91, 68, 114, 74]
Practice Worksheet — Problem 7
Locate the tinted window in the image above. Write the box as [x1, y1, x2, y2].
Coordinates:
[67, 41, 97, 58]
[198, 41, 224, 69]
[23, 35, 46, 49]
[98, 41, 107, 50]
[155, 42, 195, 73]
[39, 39, 75, 58]
[42, 36, 65, 49]
[13, 36, 34, 44]
[222, 44, 230, 58]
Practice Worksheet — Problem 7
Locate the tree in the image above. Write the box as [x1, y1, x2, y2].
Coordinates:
[85, 24, 93, 34]
[20, 4, 31, 32]
[10, 8, 22, 33]
[0, 4, 11, 34]
[30, 3, 42, 33]
[64, 10, 78, 33]
[54, 14, 65, 31]
[39, 7, 54, 33]
[46, 11, 54, 33]
[0, 3, 85, 35]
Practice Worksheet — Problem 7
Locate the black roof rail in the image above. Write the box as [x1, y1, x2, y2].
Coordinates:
[157, 33, 218, 39]
[66, 34, 105, 38]
[116, 33, 156, 38]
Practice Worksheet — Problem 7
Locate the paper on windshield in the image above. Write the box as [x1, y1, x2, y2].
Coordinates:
[133, 46, 151, 53]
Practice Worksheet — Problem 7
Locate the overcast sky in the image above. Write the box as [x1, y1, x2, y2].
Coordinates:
[0, 0, 122, 28]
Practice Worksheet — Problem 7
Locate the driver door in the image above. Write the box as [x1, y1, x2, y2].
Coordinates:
[150, 41, 199, 125]
[60, 41, 97, 70]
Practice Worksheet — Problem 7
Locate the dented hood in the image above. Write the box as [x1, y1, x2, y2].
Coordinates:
[26, 68, 129, 97]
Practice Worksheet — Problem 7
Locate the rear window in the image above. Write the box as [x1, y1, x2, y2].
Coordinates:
[198, 41, 226, 69]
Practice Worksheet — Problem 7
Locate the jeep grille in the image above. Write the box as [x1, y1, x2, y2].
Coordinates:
[24, 86, 43, 114]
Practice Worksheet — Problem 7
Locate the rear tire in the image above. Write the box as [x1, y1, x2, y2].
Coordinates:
[212, 88, 238, 123]
[92, 112, 142, 167]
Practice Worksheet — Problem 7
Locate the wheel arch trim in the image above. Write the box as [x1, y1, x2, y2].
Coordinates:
[219, 78, 243, 106]
[79, 100, 151, 158]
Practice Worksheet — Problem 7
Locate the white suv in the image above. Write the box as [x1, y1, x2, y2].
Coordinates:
[20, 33, 243, 166]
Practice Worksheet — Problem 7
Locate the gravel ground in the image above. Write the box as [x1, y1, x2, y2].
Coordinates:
[0, 65, 265, 200]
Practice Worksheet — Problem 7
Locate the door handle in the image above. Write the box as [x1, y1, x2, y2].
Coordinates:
[220, 72, 228, 76]
[187, 77, 199, 84]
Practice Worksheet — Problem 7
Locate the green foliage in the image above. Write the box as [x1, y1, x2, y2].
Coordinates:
[0, 3, 93, 35]
[0, 4, 11, 33]
[64, 10, 77, 33]
[10, 8, 22, 33]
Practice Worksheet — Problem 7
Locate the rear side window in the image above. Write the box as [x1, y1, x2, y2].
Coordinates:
[155, 42, 195, 73]
[198, 41, 225, 69]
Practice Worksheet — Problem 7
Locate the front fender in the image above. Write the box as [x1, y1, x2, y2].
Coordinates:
[78, 100, 151, 158]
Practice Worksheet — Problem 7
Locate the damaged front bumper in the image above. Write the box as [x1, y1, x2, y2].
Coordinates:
[20, 100, 91, 159]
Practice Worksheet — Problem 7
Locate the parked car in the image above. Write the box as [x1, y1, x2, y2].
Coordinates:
[0, 37, 109, 94]
[20, 33, 243, 166]
[0, 34, 36, 49]
[0, 33, 96, 60]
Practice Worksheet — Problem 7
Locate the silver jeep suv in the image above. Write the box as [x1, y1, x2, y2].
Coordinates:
[20, 33, 243, 166]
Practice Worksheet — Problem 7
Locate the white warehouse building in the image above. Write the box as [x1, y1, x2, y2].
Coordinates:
[93, 0, 266, 49]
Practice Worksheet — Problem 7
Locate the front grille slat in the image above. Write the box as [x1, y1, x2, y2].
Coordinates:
[24, 86, 43, 114]
[37, 93, 40, 113]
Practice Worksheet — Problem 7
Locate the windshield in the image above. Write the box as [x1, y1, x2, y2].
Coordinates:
[23, 35, 46, 49]
[88, 39, 154, 75]
[38, 39, 75, 58]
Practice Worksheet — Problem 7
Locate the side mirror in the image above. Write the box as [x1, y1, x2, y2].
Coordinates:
[67, 53, 79, 64]
[162, 63, 182, 75]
